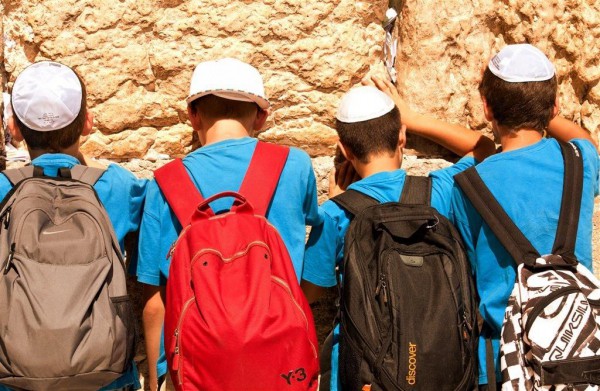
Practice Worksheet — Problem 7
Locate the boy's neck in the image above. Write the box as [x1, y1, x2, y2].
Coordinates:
[203, 120, 253, 146]
[353, 153, 402, 179]
[497, 126, 544, 152]
[27, 144, 83, 163]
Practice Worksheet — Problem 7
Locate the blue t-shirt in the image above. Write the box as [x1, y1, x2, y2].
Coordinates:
[302, 156, 476, 391]
[136, 137, 321, 378]
[0, 153, 147, 391]
[450, 138, 600, 385]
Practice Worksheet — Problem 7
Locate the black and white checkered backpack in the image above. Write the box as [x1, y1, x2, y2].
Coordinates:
[456, 142, 600, 391]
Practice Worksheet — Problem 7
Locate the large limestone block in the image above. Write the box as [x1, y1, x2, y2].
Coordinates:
[3, 0, 388, 159]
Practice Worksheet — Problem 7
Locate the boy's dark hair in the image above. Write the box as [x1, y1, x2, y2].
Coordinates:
[478, 68, 557, 133]
[13, 72, 87, 152]
[189, 94, 260, 120]
[336, 106, 401, 163]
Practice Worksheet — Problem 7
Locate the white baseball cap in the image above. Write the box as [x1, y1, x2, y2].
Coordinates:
[488, 44, 555, 83]
[186, 58, 270, 110]
[336, 86, 396, 123]
[11, 61, 83, 132]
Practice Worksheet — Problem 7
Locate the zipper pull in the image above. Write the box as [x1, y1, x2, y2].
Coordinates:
[2, 207, 11, 229]
[375, 275, 388, 305]
[167, 241, 177, 260]
[381, 280, 388, 304]
[4, 243, 15, 275]
[172, 329, 180, 371]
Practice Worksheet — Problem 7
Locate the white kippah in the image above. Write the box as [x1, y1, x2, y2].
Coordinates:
[336, 86, 396, 123]
[488, 44, 555, 83]
[11, 61, 82, 132]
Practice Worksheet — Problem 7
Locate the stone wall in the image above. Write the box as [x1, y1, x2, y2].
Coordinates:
[2, 0, 600, 387]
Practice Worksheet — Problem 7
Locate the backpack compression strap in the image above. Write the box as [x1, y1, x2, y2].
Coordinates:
[400, 175, 432, 205]
[238, 141, 290, 216]
[155, 159, 209, 227]
[454, 142, 583, 266]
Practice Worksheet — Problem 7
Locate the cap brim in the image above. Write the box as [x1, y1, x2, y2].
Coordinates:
[186, 89, 270, 110]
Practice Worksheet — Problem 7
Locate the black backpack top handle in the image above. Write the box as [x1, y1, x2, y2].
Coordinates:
[454, 141, 583, 267]
[332, 174, 433, 216]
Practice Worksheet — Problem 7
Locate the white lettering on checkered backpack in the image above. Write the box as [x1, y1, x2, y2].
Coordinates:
[500, 256, 600, 390]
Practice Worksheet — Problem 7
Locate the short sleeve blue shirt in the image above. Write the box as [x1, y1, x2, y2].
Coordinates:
[303, 156, 476, 288]
[0, 153, 147, 391]
[449, 138, 600, 385]
[136, 137, 321, 377]
[302, 156, 476, 391]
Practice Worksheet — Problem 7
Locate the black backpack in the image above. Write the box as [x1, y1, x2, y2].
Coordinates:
[332, 176, 478, 391]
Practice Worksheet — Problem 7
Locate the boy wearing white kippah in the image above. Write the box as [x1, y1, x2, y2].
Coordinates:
[0, 62, 145, 390]
[136, 58, 321, 391]
[449, 44, 598, 389]
[301, 84, 495, 391]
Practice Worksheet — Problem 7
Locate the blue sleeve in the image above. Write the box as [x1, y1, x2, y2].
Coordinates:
[303, 158, 322, 227]
[572, 138, 599, 196]
[137, 180, 178, 287]
[449, 184, 481, 275]
[302, 201, 350, 287]
[128, 176, 148, 233]
[0, 174, 12, 201]
[429, 156, 476, 217]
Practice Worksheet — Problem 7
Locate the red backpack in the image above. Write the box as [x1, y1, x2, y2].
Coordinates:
[155, 142, 319, 391]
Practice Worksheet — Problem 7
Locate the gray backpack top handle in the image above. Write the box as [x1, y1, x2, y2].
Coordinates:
[3, 164, 105, 187]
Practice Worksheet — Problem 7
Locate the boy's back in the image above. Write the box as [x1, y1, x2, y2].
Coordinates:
[449, 44, 600, 387]
[451, 137, 599, 384]
[137, 136, 320, 285]
[0, 61, 146, 391]
[137, 58, 321, 390]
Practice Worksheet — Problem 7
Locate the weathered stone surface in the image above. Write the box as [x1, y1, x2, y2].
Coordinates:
[3, 1, 600, 387]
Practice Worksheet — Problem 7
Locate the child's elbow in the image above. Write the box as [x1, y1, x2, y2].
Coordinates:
[472, 135, 496, 162]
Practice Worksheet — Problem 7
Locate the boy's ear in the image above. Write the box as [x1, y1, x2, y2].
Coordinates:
[253, 108, 269, 131]
[551, 97, 560, 119]
[187, 105, 202, 131]
[337, 140, 354, 162]
[481, 96, 494, 122]
[398, 124, 407, 149]
[81, 111, 94, 136]
[7, 116, 24, 142]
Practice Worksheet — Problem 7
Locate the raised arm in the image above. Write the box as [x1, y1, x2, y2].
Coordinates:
[548, 115, 598, 150]
[367, 76, 496, 162]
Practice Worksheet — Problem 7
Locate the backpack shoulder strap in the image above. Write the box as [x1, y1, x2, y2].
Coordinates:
[331, 189, 379, 216]
[70, 165, 106, 186]
[2, 166, 40, 185]
[551, 142, 583, 261]
[454, 166, 540, 266]
[238, 141, 290, 216]
[154, 158, 208, 227]
[400, 175, 432, 205]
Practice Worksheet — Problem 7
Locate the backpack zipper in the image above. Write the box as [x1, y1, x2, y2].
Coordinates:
[1, 205, 11, 230]
[271, 275, 317, 358]
[172, 296, 195, 385]
[3, 243, 15, 275]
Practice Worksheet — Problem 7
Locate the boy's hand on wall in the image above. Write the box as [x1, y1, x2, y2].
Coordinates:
[365, 76, 414, 127]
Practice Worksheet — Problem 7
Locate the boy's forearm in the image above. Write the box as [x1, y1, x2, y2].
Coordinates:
[405, 112, 496, 161]
[142, 284, 166, 391]
[548, 116, 598, 149]
[367, 76, 495, 161]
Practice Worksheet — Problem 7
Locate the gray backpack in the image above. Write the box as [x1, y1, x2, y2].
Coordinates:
[0, 165, 135, 391]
